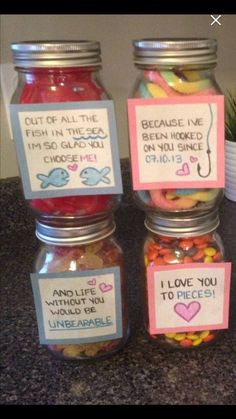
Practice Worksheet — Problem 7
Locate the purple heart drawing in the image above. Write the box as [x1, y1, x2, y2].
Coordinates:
[99, 283, 113, 293]
[67, 163, 78, 171]
[174, 301, 201, 322]
[87, 278, 96, 286]
[190, 156, 198, 163]
[176, 162, 190, 176]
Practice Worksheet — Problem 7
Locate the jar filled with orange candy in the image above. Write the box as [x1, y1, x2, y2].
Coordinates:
[31, 216, 129, 360]
[143, 210, 231, 349]
[10, 41, 121, 224]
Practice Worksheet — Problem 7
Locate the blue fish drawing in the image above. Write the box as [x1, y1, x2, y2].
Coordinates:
[80, 167, 111, 186]
[36, 168, 70, 189]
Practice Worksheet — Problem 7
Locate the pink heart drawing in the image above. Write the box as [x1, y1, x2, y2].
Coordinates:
[87, 278, 96, 286]
[99, 283, 113, 293]
[67, 163, 78, 171]
[176, 162, 190, 176]
[190, 156, 198, 163]
[174, 301, 201, 322]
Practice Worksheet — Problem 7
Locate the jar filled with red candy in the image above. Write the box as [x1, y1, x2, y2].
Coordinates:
[11, 41, 121, 224]
[143, 210, 231, 349]
[31, 216, 129, 360]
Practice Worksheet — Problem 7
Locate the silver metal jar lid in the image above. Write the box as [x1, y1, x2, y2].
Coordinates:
[36, 212, 113, 228]
[144, 210, 220, 238]
[35, 216, 116, 245]
[133, 38, 217, 67]
[11, 40, 102, 68]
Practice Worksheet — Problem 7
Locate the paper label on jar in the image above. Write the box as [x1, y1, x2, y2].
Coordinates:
[30, 267, 123, 344]
[127, 96, 224, 189]
[147, 263, 231, 334]
[10, 101, 123, 198]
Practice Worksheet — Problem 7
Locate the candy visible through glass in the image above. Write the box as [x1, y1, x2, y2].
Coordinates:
[19, 66, 118, 218]
[144, 229, 224, 348]
[34, 221, 129, 360]
[134, 60, 222, 212]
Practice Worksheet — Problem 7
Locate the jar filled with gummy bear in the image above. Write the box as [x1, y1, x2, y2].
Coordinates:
[143, 210, 231, 349]
[31, 216, 129, 360]
[10, 41, 121, 225]
[128, 38, 224, 215]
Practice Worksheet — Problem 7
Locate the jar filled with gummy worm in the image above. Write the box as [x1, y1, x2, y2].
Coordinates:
[31, 216, 129, 360]
[142, 210, 232, 350]
[128, 38, 224, 215]
[10, 41, 122, 225]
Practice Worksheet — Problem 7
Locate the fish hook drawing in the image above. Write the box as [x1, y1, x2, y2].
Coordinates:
[197, 104, 213, 178]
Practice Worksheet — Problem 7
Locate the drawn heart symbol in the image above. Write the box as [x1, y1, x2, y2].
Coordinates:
[99, 283, 113, 293]
[176, 162, 190, 176]
[174, 302, 201, 322]
[190, 156, 198, 163]
[87, 278, 96, 286]
[67, 163, 78, 171]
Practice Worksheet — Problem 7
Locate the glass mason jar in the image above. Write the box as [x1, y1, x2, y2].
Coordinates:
[130, 38, 224, 215]
[11, 41, 120, 224]
[32, 216, 129, 360]
[143, 210, 227, 349]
